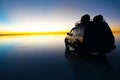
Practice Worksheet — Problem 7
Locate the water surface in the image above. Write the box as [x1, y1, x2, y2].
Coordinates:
[0, 33, 120, 80]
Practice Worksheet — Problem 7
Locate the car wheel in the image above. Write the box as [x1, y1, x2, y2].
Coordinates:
[74, 40, 80, 51]
[65, 38, 69, 49]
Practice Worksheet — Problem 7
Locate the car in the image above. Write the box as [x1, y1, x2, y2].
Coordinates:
[65, 26, 116, 56]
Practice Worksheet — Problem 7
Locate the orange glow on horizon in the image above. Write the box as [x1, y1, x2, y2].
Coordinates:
[0, 26, 120, 36]
[0, 31, 68, 36]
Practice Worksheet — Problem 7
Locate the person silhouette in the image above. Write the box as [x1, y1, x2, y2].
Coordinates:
[71, 14, 91, 52]
[70, 14, 90, 34]
[79, 14, 93, 52]
[89, 15, 116, 55]
[81, 15, 116, 56]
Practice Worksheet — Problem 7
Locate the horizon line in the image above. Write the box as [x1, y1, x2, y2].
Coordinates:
[0, 32, 67, 36]
[0, 31, 120, 36]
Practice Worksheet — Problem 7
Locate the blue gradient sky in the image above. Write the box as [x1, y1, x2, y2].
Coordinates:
[0, 0, 120, 32]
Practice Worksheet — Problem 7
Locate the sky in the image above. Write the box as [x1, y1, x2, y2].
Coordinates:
[0, 0, 120, 33]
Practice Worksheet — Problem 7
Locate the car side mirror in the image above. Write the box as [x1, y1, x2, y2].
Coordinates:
[67, 33, 73, 36]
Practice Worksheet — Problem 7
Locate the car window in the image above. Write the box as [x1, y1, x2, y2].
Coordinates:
[77, 27, 85, 37]
[70, 25, 85, 38]
[73, 29, 78, 37]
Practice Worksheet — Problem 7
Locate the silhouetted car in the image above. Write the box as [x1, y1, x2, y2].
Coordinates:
[65, 26, 116, 55]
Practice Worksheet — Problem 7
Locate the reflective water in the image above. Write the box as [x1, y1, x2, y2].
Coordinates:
[0, 33, 120, 80]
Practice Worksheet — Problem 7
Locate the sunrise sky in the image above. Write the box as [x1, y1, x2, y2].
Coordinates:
[0, 0, 120, 34]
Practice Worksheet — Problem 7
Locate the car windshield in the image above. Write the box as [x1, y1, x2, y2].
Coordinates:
[70, 27, 85, 37]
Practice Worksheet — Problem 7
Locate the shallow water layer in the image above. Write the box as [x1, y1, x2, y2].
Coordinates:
[0, 33, 120, 80]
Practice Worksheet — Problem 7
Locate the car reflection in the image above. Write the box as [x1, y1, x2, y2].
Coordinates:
[65, 48, 115, 80]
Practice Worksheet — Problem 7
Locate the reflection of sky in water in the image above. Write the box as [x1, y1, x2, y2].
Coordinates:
[0, 34, 75, 80]
[0, 35, 65, 53]
[0, 34, 120, 80]
[0, 44, 16, 53]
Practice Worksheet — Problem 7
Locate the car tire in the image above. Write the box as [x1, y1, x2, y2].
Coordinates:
[74, 40, 80, 51]
[65, 38, 69, 49]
